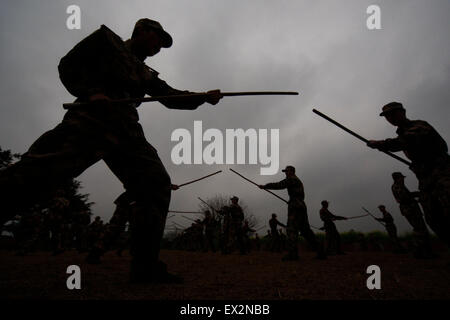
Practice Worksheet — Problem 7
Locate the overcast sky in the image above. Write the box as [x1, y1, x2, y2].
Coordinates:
[1, 0, 449, 234]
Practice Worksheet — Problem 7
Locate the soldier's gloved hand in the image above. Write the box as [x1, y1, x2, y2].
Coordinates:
[205, 89, 223, 105]
[258, 185, 266, 189]
[89, 93, 112, 107]
[171, 184, 179, 191]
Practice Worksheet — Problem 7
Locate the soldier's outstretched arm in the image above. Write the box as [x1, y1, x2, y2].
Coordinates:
[367, 138, 404, 152]
[146, 75, 222, 110]
[260, 179, 287, 190]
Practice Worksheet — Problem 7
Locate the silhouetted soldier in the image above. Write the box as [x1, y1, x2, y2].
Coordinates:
[227, 196, 245, 254]
[279, 228, 287, 251]
[260, 166, 326, 260]
[391, 172, 434, 258]
[72, 209, 91, 252]
[47, 189, 71, 255]
[319, 200, 346, 255]
[0, 18, 222, 283]
[376, 205, 405, 253]
[219, 205, 231, 254]
[254, 233, 261, 251]
[86, 216, 104, 263]
[269, 213, 286, 252]
[367, 102, 450, 247]
[263, 230, 272, 251]
[202, 210, 217, 252]
[242, 219, 256, 254]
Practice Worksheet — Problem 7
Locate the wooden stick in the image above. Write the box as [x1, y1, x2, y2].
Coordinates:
[168, 210, 203, 214]
[181, 215, 198, 223]
[229, 168, 288, 204]
[63, 91, 299, 109]
[344, 214, 370, 220]
[313, 109, 411, 166]
[362, 207, 385, 227]
[197, 197, 220, 213]
[178, 170, 222, 188]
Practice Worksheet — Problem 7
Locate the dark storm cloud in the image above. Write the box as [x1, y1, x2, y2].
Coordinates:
[1, 0, 449, 233]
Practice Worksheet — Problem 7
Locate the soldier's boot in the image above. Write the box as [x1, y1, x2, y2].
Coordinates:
[129, 260, 183, 284]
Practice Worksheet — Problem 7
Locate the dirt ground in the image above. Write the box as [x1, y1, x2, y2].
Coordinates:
[1, 247, 450, 300]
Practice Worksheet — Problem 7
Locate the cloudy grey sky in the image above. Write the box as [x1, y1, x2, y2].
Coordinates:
[1, 0, 449, 234]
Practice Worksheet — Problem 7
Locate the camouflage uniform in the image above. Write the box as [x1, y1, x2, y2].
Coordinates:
[391, 179, 433, 257]
[376, 210, 404, 253]
[376, 119, 450, 246]
[242, 221, 255, 254]
[227, 201, 245, 254]
[319, 207, 345, 255]
[0, 24, 209, 279]
[269, 215, 285, 252]
[47, 194, 71, 255]
[219, 206, 231, 254]
[263, 175, 324, 259]
[202, 211, 217, 252]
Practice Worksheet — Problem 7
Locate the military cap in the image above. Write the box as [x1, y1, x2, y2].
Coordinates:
[392, 172, 406, 179]
[380, 102, 405, 116]
[134, 18, 173, 48]
[272, 213, 277, 217]
[321, 200, 329, 205]
[282, 165, 295, 173]
[230, 196, 239, 201]
[378, 205, 385, 209]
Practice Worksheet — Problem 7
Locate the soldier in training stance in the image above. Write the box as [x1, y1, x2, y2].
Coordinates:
[319, 200, 347, 255]
[259, 166, 326, 260]
[391, 172, 435, 258]
[269, 213, 286, 252]
[376, 205, 406, 253]
[367, 102, 450, 247]
[0, 18, 222, 283]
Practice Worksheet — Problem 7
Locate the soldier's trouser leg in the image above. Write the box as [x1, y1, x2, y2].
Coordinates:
[105, 194, 131, 248]
[419, 164, 450, 248]
[0, 113, 105, 225]
[296, 205, 322, 254]
[104, 139, 171, 276]
[335, 231, 343, 253]
[286, 206, 300, 258]
[386, 225, 403, 252]
[402, 210, 433, 255]
[325, 229, 336, 254]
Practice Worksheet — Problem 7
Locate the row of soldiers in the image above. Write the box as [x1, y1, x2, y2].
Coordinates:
[260, 169, 436, 260]
[254, 101, 449, 262]
[170, 196, 256, 255]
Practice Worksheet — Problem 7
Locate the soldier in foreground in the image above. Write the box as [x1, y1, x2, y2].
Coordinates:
[259, 166, 326, 260]
[367, 102, 450, 247]
[319, 200, 347, 255]
[376, 205, 405, 253]
[0, 18, 222, 283]
[391, 172, 435, 258]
